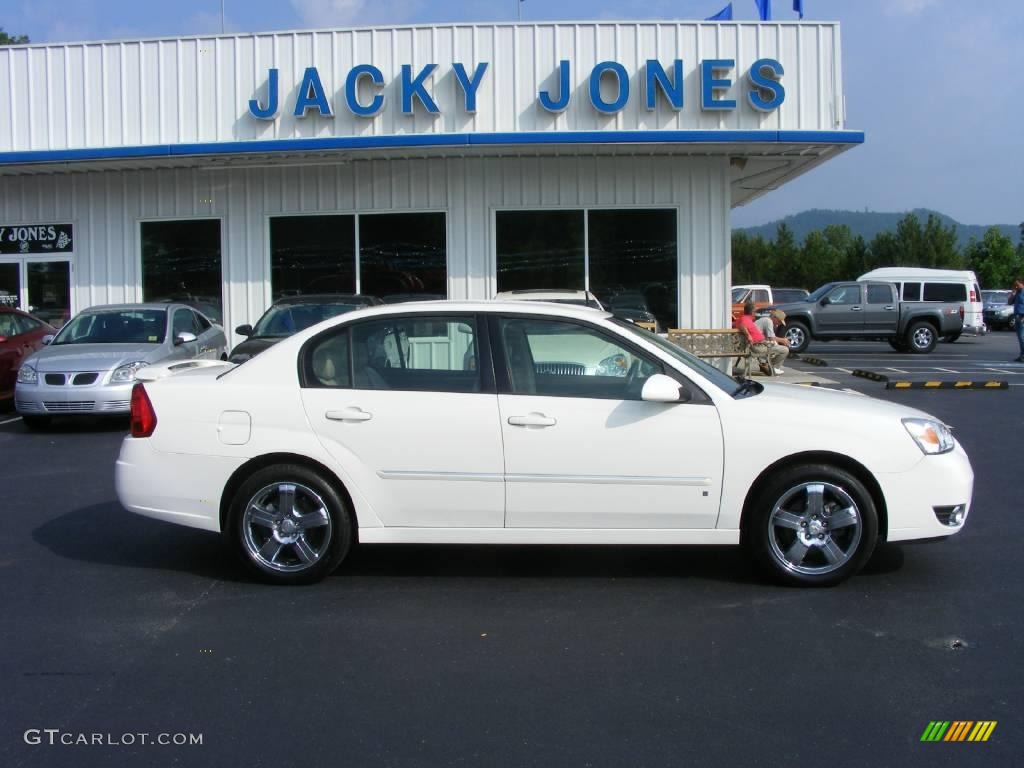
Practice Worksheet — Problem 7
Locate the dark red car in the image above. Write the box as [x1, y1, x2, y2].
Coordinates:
[0, 307, 57, 403]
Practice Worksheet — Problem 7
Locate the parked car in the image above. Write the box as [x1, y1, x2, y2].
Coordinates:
[771, 281, 964, 354]
[230, 294, 382, 363]
[116, 301, 972, 588]
[982, 290, 1014, 331]
[15, 303, 227, 428]
[0, 307, 57, 403]
[858, 268, 985, 339]
[731, 285, 809, 320]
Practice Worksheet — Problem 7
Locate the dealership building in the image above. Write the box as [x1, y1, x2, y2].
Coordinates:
[0, 20, 860, 338]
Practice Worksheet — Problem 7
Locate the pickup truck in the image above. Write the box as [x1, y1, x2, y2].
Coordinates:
[768, 281, 964, 354]
[731, 285, 810, 320]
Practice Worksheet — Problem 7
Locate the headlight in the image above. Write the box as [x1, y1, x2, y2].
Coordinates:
[110, 361, 149, 383]
[16, 364, 38, 384]
[903, 418, 955, 455]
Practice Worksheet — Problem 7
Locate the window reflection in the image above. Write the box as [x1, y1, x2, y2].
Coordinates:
[141, 220, 223, 323]
[588, 209, 677, 331]
[359, 213, 447, 300]
[271, 215, 356, 299]
[496, 211, 585, 292]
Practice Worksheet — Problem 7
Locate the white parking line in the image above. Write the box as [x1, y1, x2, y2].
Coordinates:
[885, 368, 908, 374]
[0, 416, 23, 425]
[934, 368, 958, 373]
[835, 367, 853, 374]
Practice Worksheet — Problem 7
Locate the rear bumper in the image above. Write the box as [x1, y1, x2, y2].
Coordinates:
[115, 436, 243, 533]
[879, 441, 974, 542]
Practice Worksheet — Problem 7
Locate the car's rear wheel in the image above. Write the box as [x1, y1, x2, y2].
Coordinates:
[748, 464, 878, 587]
[228, 464, 352, 585]
[906, 321, 937, 354]
[21, 415, 51, 431]
[784, 320, 810, 353]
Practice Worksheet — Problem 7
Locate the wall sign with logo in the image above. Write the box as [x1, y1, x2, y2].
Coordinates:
[247, 59, 785, 120]
[0, 224, 73, 255]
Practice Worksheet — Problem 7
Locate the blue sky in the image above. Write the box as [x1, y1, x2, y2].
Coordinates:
[2, 0, 1021, 228]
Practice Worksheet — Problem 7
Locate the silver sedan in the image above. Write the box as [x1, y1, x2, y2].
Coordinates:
[15, 303, 227, 428]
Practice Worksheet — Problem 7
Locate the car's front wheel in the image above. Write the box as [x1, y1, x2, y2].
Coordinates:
[748, 464, 878, 587]
[228, 464, 353, 585]
[784, 320, 810, 353]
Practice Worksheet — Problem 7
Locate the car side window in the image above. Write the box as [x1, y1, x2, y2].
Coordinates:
[866, 284, 893, 304]
[193, 310, 211, 332]
[350, 316, 480, 393]
[751, 289, 769, 303]
[172, 309, 197, 338]
[826, 285, 861, 305]
[305, 329, 352, 388]
[922, 283, 967, 302]
[0, 313, 19, 337]
[498, 318, 660, 400]
[902, 283, 921, 301]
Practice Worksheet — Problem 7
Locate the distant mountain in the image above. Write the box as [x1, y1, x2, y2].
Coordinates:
[738, 208, 1019, 249]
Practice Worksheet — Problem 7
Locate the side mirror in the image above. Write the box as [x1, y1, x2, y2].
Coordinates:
[174, 331, 198, 346]
[820, 297, 831, 306]
[41, 334, 55, 345]
[641, 373, 687, 403]
[235, 324, 254, 337]
[0, 335, 7, 344]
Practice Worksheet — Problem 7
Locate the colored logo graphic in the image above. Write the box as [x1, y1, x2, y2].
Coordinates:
[921, 721, 997, 742]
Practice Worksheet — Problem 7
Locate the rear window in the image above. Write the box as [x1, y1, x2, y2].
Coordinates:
[922, 283, 967, 302]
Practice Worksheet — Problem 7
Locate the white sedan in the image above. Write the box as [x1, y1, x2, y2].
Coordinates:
[115, 301, 973, 587]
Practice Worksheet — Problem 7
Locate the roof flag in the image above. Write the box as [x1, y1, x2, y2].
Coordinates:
[707, 3, 734, 20]
[793, 0, 804, 18]
[755, 0, 771, 20]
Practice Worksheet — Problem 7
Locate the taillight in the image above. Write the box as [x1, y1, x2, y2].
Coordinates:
[130, 382, 157, 438]
[970, 289, 977, 302]
[959, 305, 965, 320]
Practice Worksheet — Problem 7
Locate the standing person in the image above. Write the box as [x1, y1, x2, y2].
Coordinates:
[755, 308, 791, 374]
[1010, 277, 1024, 362]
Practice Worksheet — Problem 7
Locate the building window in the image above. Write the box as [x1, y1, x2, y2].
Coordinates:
[141, 220, 222, 321]
[359, 213, 447, 301]
[588, 209, 677, 331]
[269, 212, 446, 302]
[495, 209, 678, 328]
[271, 215, 355, 299]
[496, 211, 585, 293]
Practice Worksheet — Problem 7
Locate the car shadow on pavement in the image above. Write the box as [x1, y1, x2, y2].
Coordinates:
[33, 503, 907, 587]
[31, 502, 247, 583]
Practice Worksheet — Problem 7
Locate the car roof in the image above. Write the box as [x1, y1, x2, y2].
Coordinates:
[77, 303, 176, 313]
[302, 299, 612, 324]
[859, 267, 979, 281]
[494, 289, 594, 300]
[270, 293, 379, 306]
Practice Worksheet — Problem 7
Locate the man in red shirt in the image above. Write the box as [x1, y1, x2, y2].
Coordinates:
[732, 301, 777, 376]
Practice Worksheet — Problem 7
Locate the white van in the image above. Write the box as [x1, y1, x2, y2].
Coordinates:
[858, 267, 985, 338]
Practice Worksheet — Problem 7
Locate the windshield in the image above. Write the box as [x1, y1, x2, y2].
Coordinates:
[806, 282, 840, 302]
[253, 302, 362, 337]
[609, 319, 744, 396]
[982, 290, 1010, 303]
[53, 309, 167, 345]
[731, 287, 749, 302]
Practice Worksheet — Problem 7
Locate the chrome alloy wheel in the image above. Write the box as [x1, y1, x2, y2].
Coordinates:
[911, 325, 934, 350]
[785, 326, 805, 348]
[767, 482, 862, 576]
[242, 482, 332, 573]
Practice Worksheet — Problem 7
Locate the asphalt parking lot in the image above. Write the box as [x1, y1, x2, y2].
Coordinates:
[1, 331, 1021, 768]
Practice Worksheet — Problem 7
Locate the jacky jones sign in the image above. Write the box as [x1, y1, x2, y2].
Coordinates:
[247, 59, 786, 120]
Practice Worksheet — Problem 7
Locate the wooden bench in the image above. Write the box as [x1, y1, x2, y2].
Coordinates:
[666, 328, 775, 377]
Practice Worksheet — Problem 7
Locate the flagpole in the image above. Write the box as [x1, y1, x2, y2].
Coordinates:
[221, 0, 225, 33]
[517, 0, 522, 22]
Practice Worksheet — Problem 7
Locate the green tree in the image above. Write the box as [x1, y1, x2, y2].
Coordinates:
[921, 213, 962, 269]
[731, 231, 774, 285]
[771, 223, 801, 287]
[964, 227, 1021, 289]
[0, 28, 30, 45]
[868, 230, 901, 271]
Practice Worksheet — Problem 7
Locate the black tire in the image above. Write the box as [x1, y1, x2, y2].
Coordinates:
[887, 338, 909, 352]
[942, 333, 961, 343]
[747, 463, 878, 587]
[784, 320, 810, 353]
[21, 415, 51, 430]
[905, 320, 937, 354]
[227, 463, 353, 585]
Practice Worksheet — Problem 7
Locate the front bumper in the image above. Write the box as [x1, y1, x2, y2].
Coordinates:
[878, 440, 974, 542]
[15, 376, 133, 415]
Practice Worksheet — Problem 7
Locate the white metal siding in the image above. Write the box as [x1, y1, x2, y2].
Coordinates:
[0, 22, 843, 153]
[0, 155, 731, 336]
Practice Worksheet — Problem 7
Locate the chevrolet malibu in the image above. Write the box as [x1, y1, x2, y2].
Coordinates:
[115, 302, 973, 587]
[16, 303, 227, 428]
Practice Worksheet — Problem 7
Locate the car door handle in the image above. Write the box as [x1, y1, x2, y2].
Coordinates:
[884, 305, 895, 311]
[325, 408, 373, 422]
[508, 413, 557, 428]
[850, 306, 862, 311]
